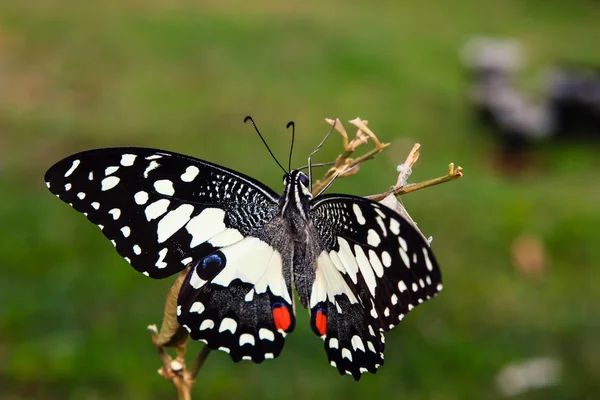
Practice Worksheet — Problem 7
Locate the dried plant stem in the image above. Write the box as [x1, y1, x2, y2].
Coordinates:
[367, 163, 463, 202]
[311, 118, 390, 196]
[190, 345, 212, 380]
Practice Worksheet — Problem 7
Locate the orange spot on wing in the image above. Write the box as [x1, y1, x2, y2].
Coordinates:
[273, 305, 291, 332]
[315, 310, 327, 336]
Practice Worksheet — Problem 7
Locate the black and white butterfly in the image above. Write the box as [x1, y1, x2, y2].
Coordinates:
[45, 138, 442, 380]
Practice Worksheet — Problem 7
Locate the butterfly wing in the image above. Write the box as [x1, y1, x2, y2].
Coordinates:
[44, 147, 280, 278]
[308, 195, 442, 379]
[45, 147, 296, 362]
[177, 224, 296, 362]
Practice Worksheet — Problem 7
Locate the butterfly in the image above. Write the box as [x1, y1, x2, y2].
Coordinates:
[44, 133, 442, 380]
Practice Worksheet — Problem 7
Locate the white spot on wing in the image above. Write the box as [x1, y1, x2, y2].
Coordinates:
[190, 302, 205, 314]
[156, 248, 168, 268]
[145, 154, 162, 160]
[145, 199, 170, 221]
[398, 280, 407, 292]
[91, 202, 100, 210]
[219, 318, 237, 333]
[389, 219, 400, 235]
[351, 335, 365, 352]
[352, 203, 366, 225]
[199, 320, 214, 330]
[64, 159, 80, 177]
[156, 204, 194, 243]
[335, 238, 359, 284]
[186, 208, 227, 248]
[368, 250, 384, 278]
[64, 183, 72, 191]
[375, 216, 387, 237]
[120, 154, 137, 166]
[342, 348, 353, 361]
[77, 192, 86, 200]
[391, 294, 398, 305]
[133, 245, 142, 255]
[259, 328, 275, 341]
[101, 176, 120, 191]
[181, 166, 200, 182]
[181, 257, 193, 265]
[108, 208, 121, 220]
[189, 269, 206, 289]
[329, 338, 339, 349]
[381, 251, 392, 267]
[134, 191, 149, 205]
[154, 179, 175, 196]
[423, 247, 434, 271]
[367, 341, 376, 353]
[239, 333, 255, 346]
[367, 229, 381, 247]
[143, 160, 160, 178]
[105, 166, 119, 176]
[354, 245, 377, 296]
[121, 226, 131, 237]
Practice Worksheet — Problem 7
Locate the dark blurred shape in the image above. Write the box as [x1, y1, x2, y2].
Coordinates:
[549, 64, 600, 141]
[462, 37, 600, 159]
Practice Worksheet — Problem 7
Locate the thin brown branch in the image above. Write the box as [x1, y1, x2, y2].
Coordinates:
[190, 345, 212, 380]
[367, 163, 463, 202]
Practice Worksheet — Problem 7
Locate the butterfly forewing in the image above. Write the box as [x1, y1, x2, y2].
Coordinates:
[44, 147, 279, 279]
[308, 195, 442, 379]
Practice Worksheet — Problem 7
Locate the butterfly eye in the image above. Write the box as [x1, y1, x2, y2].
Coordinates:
[299, 173, 309, 187]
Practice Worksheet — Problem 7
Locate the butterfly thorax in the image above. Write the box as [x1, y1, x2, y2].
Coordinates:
[278, 170, 313, 240]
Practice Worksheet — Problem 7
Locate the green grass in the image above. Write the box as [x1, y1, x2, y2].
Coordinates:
[1, 1, 599, 399]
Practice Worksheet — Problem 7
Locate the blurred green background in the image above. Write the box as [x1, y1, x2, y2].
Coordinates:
[1, 0, 599, 399]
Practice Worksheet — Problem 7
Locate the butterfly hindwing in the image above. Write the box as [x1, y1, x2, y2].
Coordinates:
[44, 147, 280, 279]
[177, 222, 296, 362]
[308, 195, 442, 379]
[309, 251, 385, 379]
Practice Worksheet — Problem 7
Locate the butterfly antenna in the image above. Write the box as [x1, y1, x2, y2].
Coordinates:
[286, 121, 295, 172]
[244, 116, 287, 174]
[308, 119, 337, 190]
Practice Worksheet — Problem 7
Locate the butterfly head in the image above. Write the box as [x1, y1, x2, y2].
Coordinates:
[283, 170, 312, 199]
[280, 170, 313, 234]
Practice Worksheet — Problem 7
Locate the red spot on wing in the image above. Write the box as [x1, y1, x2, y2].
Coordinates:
[315, 309, 327, 336]
[273, 305, 291, 332]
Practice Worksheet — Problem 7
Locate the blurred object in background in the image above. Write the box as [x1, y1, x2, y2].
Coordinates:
[495, 357, 562, 397]
[462, 37, 600, 169]
[547, 64, 600, 141]
[511, 234, 546, 278]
